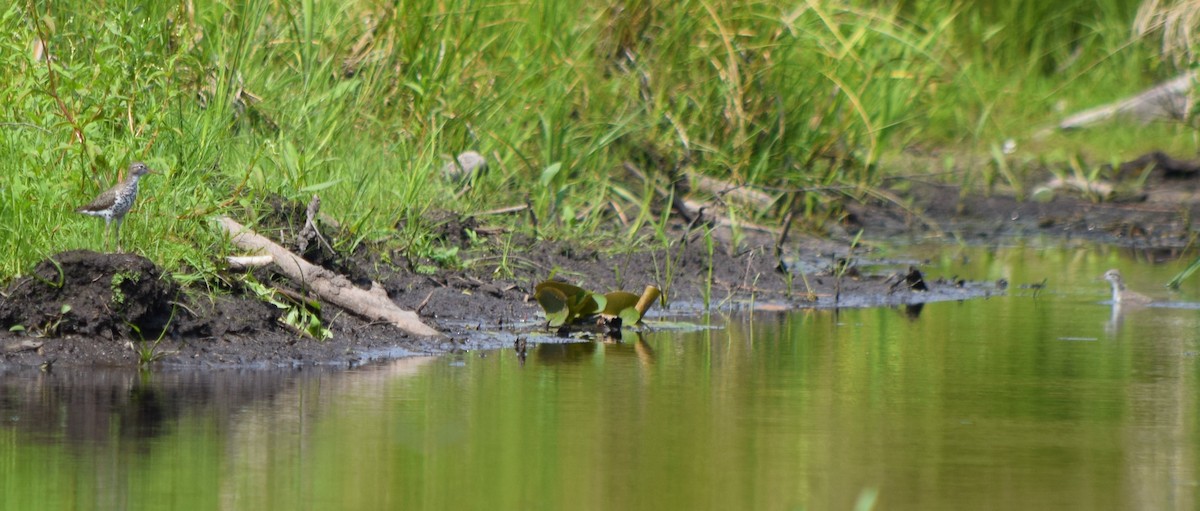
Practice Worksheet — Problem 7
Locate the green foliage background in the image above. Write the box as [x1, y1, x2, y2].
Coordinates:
[0, 0, 1188, 282]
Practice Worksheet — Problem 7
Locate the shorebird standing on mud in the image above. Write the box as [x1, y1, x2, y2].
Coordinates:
[76, 162, 156, 253]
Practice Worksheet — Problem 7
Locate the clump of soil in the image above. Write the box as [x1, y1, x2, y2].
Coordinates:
[170, 294, 282, 340]
[0, 250, 177, 340]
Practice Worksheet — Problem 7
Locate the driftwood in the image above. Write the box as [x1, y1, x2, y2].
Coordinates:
[1055, 72, 1193, 132]
[4, 340, 42, 353]
[687, 171, 776, 212]
[218, 216, 440, 337]
[226, 254, 274, 270]
[1033, 176, 1114, 199]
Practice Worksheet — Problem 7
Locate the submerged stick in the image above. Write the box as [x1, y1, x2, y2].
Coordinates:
[218, 216, 440, 337]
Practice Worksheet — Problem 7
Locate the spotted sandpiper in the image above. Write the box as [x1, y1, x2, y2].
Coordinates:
[1102, 269, 1153, 305]
[76, 162, 156, 253]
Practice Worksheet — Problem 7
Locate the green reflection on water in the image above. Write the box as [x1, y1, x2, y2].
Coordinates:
[2, 244, 1200, 510]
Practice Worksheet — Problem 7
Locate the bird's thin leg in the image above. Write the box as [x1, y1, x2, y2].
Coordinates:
[114, 217, 124, 253]
[103, 218, 112, 253]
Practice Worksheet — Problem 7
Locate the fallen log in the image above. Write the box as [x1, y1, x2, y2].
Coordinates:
[687, 171, 776, 212]
[218, 216, 440, 337]
[1054, 72, 1193, 132]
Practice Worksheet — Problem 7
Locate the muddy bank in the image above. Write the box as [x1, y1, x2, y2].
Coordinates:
[0, 239, 994, 369]
[2, 165, 1196, 369]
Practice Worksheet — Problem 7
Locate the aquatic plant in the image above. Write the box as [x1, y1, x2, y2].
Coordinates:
[533, 280, 658, 328]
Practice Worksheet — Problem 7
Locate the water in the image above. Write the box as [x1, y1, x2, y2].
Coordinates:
[3, 243, 1200, 510]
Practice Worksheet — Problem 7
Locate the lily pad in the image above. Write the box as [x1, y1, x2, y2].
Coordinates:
[533, 281, 661, 328]
[618, 306, 642, 326]
[601, 291, 639, 315]
[602, 291, 642, 324]
[535, 281, 604, 320]
[577, 293, 603, 317]
[534, 286, 570, 327]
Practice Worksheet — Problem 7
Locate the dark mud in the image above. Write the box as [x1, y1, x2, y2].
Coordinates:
[0, 251, 177, 340]
[2, 165, 1197, 369]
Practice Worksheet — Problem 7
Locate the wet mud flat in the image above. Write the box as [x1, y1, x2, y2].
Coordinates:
[0, 244, 999, 369]
[2, 166, 1198, 369]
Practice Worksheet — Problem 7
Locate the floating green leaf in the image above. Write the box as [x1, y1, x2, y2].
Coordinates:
[535, 281, 597, 322]
[534, 285, 570, 327]
[533, 281, 659, 328]
[535, 281, 587, 302]
[601, 291, 638, 315]
[591, 293, 607, 312]
[577, 293, 604, 317]
[618, 307, 642, 326]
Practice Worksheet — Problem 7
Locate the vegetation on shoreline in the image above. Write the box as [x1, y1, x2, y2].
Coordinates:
[0, 0, 1192, 286]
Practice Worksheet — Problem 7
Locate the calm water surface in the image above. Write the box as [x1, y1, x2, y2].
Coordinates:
[2, 243, 1200, 510]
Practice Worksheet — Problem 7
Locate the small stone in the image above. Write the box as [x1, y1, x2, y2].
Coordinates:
[441, 151, 488, 183]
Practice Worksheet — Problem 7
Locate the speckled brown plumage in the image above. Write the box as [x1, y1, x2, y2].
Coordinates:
[76, 162, 155, 253]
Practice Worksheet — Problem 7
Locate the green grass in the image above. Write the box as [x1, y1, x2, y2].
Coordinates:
[0, 0, 1191, 286]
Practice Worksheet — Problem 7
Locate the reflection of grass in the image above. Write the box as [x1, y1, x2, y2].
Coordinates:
[854, 487, 879, 511]
[702, 228, 714, 310]
[0, 0, 1184, 290]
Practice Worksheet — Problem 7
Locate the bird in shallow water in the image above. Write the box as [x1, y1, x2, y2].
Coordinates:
[1102, 269, 1153, 305]
[75, 162, 156, 253]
